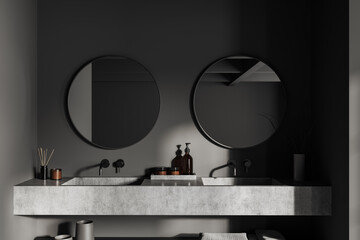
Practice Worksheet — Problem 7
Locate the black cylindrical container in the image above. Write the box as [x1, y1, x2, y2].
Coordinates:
[40, 166, 48, 180]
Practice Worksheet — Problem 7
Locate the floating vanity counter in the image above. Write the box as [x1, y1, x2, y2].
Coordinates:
[14, 177, 331, 216]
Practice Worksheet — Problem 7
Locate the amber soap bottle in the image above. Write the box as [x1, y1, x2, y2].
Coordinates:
[182, 143, 193, 175]
[172, 145, 184, 174]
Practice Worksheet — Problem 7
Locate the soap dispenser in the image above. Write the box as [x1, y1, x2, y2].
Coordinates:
[171, 145, 184, 174]
[182, 143, 193, 175]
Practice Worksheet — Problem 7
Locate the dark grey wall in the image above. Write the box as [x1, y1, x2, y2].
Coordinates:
[36, 0, 348, 239]
[350, 0, 360, 238]
[268, 1, 349, 239]
[37, 0, 312, 180]
[309, 0, 349, 239]
[0, 0, 37, 239]
[38, 0, 238, 178]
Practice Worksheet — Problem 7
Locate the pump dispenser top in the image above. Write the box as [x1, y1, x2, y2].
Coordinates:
[185, 143, 190, 153]
[176, 145, 182, 156]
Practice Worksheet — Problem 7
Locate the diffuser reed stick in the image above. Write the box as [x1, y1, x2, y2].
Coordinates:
[37, 147, 55, 167]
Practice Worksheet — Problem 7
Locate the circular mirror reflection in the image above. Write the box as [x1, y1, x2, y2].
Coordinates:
[67, 56, 160, 149]
[192, 56, 286, 149]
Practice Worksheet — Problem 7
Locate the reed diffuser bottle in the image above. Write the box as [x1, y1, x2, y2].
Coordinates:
[37, 147, 55, 180]
[182, 143, 193, 175]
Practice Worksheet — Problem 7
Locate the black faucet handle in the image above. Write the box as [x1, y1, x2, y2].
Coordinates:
[100, 159, 110, 168]
[113, 159, 125, 173]
[227, 160, 236, 176]
[99, 159, 110, 176]
[227, 160, 236, 167]
[243, 159, 252, 173]
[113, 159, 125, 168]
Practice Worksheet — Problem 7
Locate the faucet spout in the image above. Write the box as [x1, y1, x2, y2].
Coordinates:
[209, 160, 236, 177]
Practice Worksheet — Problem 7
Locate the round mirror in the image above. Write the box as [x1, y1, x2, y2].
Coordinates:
[192, 56, 286, 149]
[67, 56, 160, 149]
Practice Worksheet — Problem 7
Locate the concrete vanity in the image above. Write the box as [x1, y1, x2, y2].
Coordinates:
[13, 177, 331, 216]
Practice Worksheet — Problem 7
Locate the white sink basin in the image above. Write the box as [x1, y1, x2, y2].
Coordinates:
[62, 177, 143, 186]
[201, 177, 281, 186]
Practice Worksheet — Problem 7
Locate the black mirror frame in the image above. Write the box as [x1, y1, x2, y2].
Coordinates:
[65, 55, 160, 150]
[190, 55, 287, 149]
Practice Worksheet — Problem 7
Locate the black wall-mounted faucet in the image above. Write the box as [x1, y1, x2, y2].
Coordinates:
[209, 160, 236, 177]
[99, 159, 110, 176]
[113, 159, 125, 174]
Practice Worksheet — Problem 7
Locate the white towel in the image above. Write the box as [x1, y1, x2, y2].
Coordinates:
[255, 230, 285, 240]
[201, 233, 248, 240]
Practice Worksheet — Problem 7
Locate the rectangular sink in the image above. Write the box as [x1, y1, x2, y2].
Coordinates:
[62, 177, 143, 186]
[201, 177, 281, 186]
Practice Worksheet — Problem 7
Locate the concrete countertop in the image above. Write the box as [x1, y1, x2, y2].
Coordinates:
[14, 177, 331, 216]
[34, 234, 259, 240]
